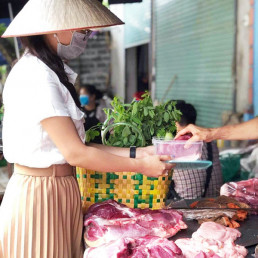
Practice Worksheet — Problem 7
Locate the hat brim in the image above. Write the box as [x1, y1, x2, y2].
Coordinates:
[2, 0, 124, 38]
[2, 23, 124, 38]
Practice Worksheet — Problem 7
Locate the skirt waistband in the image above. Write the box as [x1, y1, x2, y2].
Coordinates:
[14, 163, 74, 177]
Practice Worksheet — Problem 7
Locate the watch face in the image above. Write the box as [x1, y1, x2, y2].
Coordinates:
[130, 146, 136, 158]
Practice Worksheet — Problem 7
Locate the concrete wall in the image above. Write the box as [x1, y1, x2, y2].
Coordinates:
[69, 32, 111, 92]
[110, 4, 126, 99]
[236, 0, 251, 112]
[125, 47, 137, 102]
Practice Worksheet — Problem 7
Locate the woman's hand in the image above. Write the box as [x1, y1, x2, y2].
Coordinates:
[137, 145, 155, 158]
[175, 124, 214, 143]
[139, 155, 174, 177]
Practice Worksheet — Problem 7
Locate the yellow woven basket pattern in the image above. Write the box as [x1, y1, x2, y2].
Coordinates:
[76, 167, 172, 213]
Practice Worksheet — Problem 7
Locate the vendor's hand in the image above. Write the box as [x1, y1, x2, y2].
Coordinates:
[137, 146, 155, 158]
[140, 155, 174, 178]
[175, 124, 214, 143]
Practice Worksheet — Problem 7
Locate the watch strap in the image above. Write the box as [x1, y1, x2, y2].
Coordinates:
[130, 146, 136, 158]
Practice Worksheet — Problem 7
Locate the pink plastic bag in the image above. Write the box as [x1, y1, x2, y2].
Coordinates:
[220, 178, 258, 213]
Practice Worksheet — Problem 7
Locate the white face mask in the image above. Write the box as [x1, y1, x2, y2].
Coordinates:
[55, 30, 92, 60]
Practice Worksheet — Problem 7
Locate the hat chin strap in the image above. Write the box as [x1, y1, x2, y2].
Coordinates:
[54, 33, 61, 43]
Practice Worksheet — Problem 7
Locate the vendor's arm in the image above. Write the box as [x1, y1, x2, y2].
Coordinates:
[41, 117, 173, 177]
[175, 117, 258, 142]
[88, 143, 154, 158]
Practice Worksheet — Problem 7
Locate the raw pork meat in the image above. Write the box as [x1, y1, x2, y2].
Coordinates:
[220, 178, 258, 213]
[84, 238, 130, 258]
[195, 251, 220, 258]
[192, 221, 241, 242]
[84, 236, 183, 258]
[175, 222, 247, 258]
[153, 133, 202, 161]
[175, 134, 192, 141]
[84, 200, 187, 247]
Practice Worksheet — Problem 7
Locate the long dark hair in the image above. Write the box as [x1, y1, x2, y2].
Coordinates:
[20, 35, 81, 108]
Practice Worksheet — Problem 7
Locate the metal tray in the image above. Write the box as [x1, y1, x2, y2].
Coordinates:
[165, 160, 212, 170]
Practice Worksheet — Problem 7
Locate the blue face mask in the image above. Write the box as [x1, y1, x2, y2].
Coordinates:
[80, 95, 89, 106]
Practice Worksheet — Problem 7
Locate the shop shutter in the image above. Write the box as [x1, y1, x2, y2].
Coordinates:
[154, 0, 236, 127]
[124, 0, 151, 48]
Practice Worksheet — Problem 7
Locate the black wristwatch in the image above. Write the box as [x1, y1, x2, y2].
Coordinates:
[130, 146, 136, 158]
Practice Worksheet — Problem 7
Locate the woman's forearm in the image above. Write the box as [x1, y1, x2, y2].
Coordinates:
[211, 117, 258, 141]
[88, 143, 129, 157]
[41, 117, 171, 177]
[70, 145, 142, 172]
[88, 143, 146, 158]
[69, 144, 173, 178]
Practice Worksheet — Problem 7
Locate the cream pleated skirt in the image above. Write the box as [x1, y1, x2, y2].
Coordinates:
[0, 166, 84, 258]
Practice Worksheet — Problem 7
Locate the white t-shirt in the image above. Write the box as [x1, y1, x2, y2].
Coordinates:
[3, 53, 85, 168]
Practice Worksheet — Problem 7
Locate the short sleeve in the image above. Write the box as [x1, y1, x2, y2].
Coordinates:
[33, 71, 70, 123]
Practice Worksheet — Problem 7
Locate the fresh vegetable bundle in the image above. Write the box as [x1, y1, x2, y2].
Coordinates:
[86, 93, 181, 147]
[80, 94, 180, 211]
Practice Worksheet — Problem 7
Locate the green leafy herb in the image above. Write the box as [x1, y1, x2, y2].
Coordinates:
[85, 124, 101, 143]
[86, 93, 181, 147]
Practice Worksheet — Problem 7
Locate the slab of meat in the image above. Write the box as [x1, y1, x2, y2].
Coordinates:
[220, 178, 258, 213]
[194, 251, 220, 258]
[83, 238, 129, 258]
[131, 236, 182, 258]
[175, 134, 192, 141]
[84, 200, 187, 247]
[84, 236, 183, 258]
[175, 222, 248, 258]
[192, 221, 241, 242]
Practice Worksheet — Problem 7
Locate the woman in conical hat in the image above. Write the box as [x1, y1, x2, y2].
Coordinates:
[0, 0, 173, 257]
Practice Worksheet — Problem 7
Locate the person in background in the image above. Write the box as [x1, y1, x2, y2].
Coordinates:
[79, 84, 109, 143]
[168, 102, 223, 199]
[79, 85, 107, 122]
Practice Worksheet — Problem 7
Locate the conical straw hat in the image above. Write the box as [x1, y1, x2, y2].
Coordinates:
[2, 0, 124, 38]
